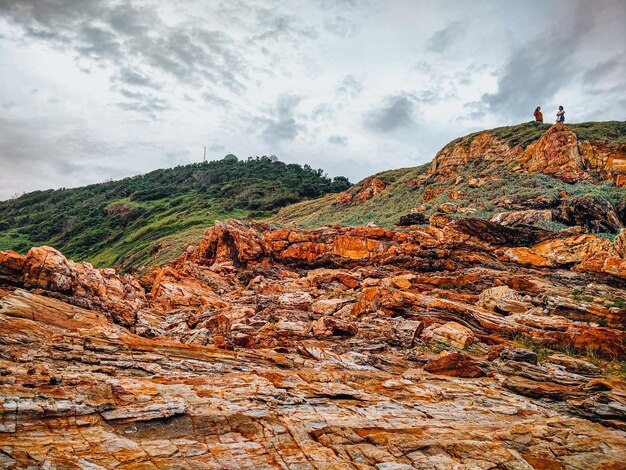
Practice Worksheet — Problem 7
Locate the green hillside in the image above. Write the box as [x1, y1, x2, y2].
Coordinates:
[275, 122, 626, 232]
[0, 156, 350, 271]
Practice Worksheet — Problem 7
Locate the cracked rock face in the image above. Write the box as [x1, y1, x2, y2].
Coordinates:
[1, 218, 626, 469]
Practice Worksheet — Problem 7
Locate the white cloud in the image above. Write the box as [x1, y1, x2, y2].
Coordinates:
[0, 0, 624, 199]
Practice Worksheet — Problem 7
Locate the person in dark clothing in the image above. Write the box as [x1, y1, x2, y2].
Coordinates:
[556, 106, 565, 123]
[534, 106, 543, 123]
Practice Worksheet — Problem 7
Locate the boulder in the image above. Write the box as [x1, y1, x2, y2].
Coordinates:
[477, 286, 532, 315]
[355, 178, 386, 203]
[555, 197, 622, 233]
[522, 124, 589, 182]
[426, 321, 475, 349]
[490, 209, 553, 227]
[438, 202, 458, 214]
[499, 348, 538, 364]
[396, 213, 428, 226]
[424, 352, 486, 377]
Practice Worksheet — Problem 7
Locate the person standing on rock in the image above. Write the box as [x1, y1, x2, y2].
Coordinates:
[556, 106, 565, 124]
[534, 106, 543, 123]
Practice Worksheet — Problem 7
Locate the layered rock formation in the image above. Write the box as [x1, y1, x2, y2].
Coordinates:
[1, 218, 626, 468]
[423, 124, 626, 186]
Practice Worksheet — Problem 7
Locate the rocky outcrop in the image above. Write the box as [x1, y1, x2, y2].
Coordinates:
[490, 209, 553, 227]
[0, 246, 145, 326]
[1, 218, 626, 468]
[355, 177, 386, 202]
[555, 196, 623, 233]
[522, 124, 589, 182]
[421, 124, 626, 186]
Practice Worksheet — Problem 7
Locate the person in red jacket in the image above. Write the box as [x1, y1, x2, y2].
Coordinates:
[534, 106, 543, 123]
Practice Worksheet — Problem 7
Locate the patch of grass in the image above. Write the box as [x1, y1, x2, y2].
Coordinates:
[571, 288, 594, 303]
[606, 297, 626, 309]
[511, 334, 552, 362]
[605, 360, 626, 381]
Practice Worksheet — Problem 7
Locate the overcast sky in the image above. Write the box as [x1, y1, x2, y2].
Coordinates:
[1, 0, 625, 200]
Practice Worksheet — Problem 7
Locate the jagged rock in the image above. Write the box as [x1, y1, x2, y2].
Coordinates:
[1, 218, 626, 468]
[335, 191, 353, 204]
[478, 286, 532, 315]
[425, 321, 475, 349]
[490, 209, 553, 227]
[522, 124, 589, 182]
[0, 246, 145, 326]
[615, 229, 626, 258]
[396, 212, 428, 226]
[438, 202, 458, 214]
[555, 197, 623, 233]
[355, 178, 386, 202]
[424, 352, 486, 377]
[310, 316, 357, 337]
[500, 348, 538, 364]
[450, 217, 556, 247]
[505, 234, 616, 267]
[545, 353, 602, 377]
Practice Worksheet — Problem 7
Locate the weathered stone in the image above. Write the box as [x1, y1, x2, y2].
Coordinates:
[426, 321, 475, 349]
[1, 218, 626, 468]
[555, 197, 622, 233]
[490, 209, 553, 227]
[396, 212, 428, 226]
[424, 352, 486, 377]
[500, 348, 538, 364]
[478, 286, 532, 315]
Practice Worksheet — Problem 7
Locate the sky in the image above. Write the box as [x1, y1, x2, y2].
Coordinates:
[0, 0, 625, 200]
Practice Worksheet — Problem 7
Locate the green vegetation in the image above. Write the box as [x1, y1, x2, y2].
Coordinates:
[276, 121, 626, 230]
[0, 156, 350, 271]
[446, 120, 626, 149]
[571, 288, 595, 303]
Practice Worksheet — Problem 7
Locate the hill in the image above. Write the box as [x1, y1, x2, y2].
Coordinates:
[0, 156, 350, 271]
[274, 121, 626, 234]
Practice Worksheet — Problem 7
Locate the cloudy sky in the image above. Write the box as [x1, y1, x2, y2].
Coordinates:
[1, 0, 625, 200]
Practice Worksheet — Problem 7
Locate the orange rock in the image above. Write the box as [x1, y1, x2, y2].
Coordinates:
[9, 246, 146, 326]
[522, 124, 589, 182]
[422, 186, 445, 202]
[355, 178, 386, 203]
[424, 352, 486, 377]
[335, 191, 353, 204]
[331, 236, 384, 260]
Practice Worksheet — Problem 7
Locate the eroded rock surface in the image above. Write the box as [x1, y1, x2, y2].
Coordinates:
[1, 218, 626, 469]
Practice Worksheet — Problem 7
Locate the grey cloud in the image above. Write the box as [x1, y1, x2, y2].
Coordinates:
[426, 21, 465, 53]
[252, 9, 317, 43]
[311, 104, 334, 121]
[480, 1, 595, 119]
[116, 89, 170, 117]
[328, 135, 348, 145]
[583, 55, 624, 84]
[257, 94, 304, 144]
[0, 0, 311, 117]
[201, 92, 231, 108]
[115, 67, 161, 89]
[364, 93, 417, 132]
[336, 75, 362, 99]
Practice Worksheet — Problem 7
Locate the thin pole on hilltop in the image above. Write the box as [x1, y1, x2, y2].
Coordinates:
[203, 146, 206, 163]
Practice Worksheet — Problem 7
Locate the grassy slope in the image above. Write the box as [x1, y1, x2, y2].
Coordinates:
[275, 121, 626, 230]
[0, 157, 350, 271]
